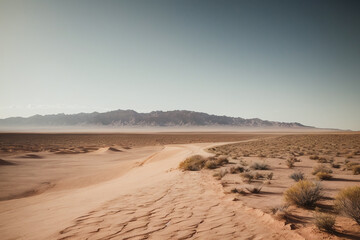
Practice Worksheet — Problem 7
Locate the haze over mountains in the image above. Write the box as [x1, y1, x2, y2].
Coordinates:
[0, 109, 311, 129]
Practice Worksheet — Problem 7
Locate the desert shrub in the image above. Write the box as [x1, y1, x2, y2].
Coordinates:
[331, 162, 341, 168]
[246, 184, 263, 193]
[215, 157, 229, 166]
[286, 158, 295, 168]
[251, 162, 270, 170]
[204, 160, 218, 169]
[317, 157, 329, 163]
[213, 168, 229, 180]
[316, 172, 333, 180]
[284, 180, 322, 208]
[314, 211, 336, 232]
[239, 159, 248, 166]
[353, 165, 360, 175]
[179, 155, 206, 171]
[230, 187, 246, 194]
[335, 186, 360, 224]
[312, 164, 333, 175]
[254, 172, 265, 179]
[310, 155, 320, 160]
[266, 172, 274, 180]
[345, 161, 358, 170]
[289, 171, 304, 182]
[271, 204, 289, 220]
[229, 165, 245, 174]
[241, 172, 254, 183]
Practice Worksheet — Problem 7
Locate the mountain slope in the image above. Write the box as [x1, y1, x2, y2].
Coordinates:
[0, 110, 311, 128]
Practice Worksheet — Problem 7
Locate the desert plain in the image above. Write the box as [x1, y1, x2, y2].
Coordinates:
[0, 132, 359, 240]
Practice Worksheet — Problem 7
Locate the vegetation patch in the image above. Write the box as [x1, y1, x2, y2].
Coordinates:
[314, 211, 336, 232]
[335, 186, 360, 224]
[284, 180, 322, 208]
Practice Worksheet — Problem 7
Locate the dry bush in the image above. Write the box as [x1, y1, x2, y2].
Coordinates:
[289, 171, 304, 182]
[246, 184, 263, 193]
[317, 156, 329, 163]
[353, 165, 360, 175]
[312, 164, 333, 175]
[251, 162, 270, 170]
[230, 187, 246, 194]
[204, 160, 218, 169]
[314, 211, 336, 232]
[331, 162, 341, 168]
[284, 180, 322, 208]
[310, 155, 320, 160]
[345, 161, 359, 170]
[241, 172, 254, 183]
[229, 165, 245, 174]
[335, 186, 360, 224]
[316, 172, 333, 180]
[271, 204, 289, 220]
[286, 158, 296, 168]
[179, 155, 206, 171]
[266, 172, 274, 180]
[254, 172, 265, 179]
[215, 157, 229, 166]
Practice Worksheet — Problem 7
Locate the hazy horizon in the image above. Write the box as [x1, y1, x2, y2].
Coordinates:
[1, 1, 360, 130]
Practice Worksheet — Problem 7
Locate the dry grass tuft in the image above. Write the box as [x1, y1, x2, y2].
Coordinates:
[241, 172, 254, 183]
[352, 165, 360, 175]
[286, 158, 296, 168]
[314, 211, 336, 232]
[251, 162, 270, 170]
[284, 180, 322, 208]
[335, 186, 360, 224]
[271, 204, 289, 220]
[312, 164, 333, 175]
[204, 160, 218, 169]
[289, 171, 304, 182]
[246, 184, 263, 193]
[179, 155, 206, 171]
[316, 172, 333, 180]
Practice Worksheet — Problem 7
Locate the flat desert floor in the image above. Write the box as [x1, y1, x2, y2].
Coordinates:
[0, 132, 359, 240]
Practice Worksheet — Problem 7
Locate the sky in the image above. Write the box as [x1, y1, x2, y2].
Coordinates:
[0, 0, 360, 130]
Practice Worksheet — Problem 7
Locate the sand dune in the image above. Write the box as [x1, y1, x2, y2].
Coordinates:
[0, 140, 303, 240]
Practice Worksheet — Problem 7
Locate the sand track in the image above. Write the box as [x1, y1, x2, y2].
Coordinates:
[57, 172, 302, 240]
[0, 141, 302, 240]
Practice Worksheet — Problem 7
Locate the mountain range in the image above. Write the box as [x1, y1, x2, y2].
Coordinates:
[0, 109, 312, 129]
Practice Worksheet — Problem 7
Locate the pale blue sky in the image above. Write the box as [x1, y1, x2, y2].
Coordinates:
[0, 0, 359, 130]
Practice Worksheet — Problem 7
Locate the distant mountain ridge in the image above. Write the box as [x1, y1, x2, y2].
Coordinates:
[0, 109, 312, 128]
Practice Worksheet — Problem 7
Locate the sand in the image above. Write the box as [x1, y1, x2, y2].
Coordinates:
[0, 132, 358, 239]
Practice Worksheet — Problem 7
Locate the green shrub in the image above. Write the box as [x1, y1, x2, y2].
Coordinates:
[335, 186, 360, 224]
[284, 180, 322, 208]
[179, 155, 206, 171]
[314, 211, 336, 232]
